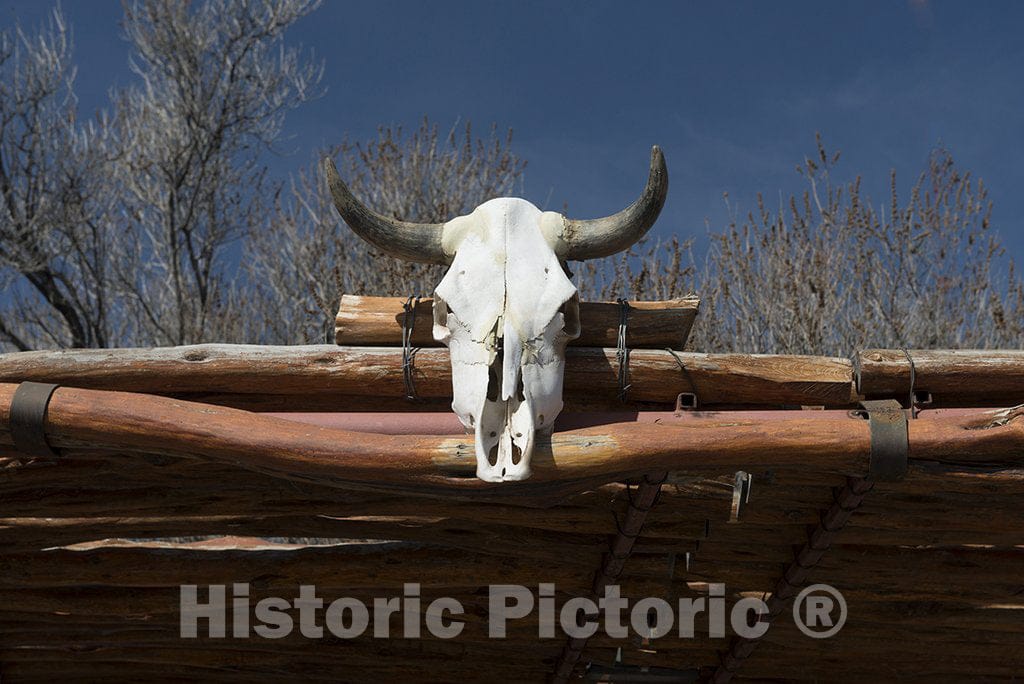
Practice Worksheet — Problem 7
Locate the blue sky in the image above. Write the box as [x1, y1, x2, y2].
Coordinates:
[3, 0, 1023, 257]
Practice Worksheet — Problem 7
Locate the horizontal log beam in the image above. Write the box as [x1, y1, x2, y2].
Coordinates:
[857, 349, 1024, 406]
[0, 385, 1022, 502]
[0, 514, 610, 561]
[0, 385, 881, 503]
[335, 294, 700, 348]
[2, 345, 1021, 411]
[4, 448, 1022, 548]
[2, 541, 1020, 605]
[0, 344, 857, 409]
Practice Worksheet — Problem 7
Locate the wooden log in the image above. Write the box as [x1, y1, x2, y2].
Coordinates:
[2, 581, 1019, 681]
[857, 349, 1024, 406]
[4, 449, 1022, 547]
[627, 625, 1024, 680]
[0, 344, 857, 409]
[0, 384, 884, 503]
[0, 514, 609, 562]
[0, 386, 1022, 500]
[2, 542, 1019, 606]
[0, 658, 557, 684]
[7, 474, 1024, 553]
[0, 458, 685, 536]
[619, 544, 1024, 606]
[0, 638, 563, 682]
[2, 386, 1021, 500]
[8, 592, 1022, 641]
[0, 545, 595, 589]
[1, 588, 1019, 683]
[335, 294, 700, 348]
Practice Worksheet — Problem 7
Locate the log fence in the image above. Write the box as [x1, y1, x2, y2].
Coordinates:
[0, 297, 1022, 682]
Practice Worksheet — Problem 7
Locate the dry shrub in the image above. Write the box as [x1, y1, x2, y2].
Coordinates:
[262, 131, 1022, 354]
[691, 136, 1023, 354]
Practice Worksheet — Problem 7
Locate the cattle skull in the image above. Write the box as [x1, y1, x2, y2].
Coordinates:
[324, 147, 667, 482]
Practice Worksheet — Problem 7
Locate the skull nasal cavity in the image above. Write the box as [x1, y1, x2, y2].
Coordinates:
[486, 361, 500, 402]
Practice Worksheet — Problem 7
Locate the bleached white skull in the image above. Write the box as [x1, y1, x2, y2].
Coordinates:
[324, 147, 667, 482]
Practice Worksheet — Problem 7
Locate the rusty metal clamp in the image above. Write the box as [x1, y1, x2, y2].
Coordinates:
[853, 399, 908, 481]
[9, 382, 61, 458]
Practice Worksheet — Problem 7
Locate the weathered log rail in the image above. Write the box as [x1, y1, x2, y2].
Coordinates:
[1, 384, 1021, 503]
[2, 341, 1024, 682]
[2, 345, 1020, 412]
[856, 348, 1024, 404]
[336, 294, 700, 348]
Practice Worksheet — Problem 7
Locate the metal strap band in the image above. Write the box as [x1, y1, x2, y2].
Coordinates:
[10, 382, 61, 458]
[859, 399, 908, 481]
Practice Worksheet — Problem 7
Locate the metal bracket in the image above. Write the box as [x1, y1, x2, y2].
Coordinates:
[728, 471, 753, 522]
[674, 392, 698, 413]
[9, 382, 61, 458]
[853, 399, 908, 481]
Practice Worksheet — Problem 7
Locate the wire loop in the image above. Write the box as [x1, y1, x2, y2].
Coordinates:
[616, 298, 632, 402]
[401, 295, 421, 401]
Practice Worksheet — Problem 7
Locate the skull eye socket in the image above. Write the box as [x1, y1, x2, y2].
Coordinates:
[559, 293, 581, 340]
[431, 296, 451, 343]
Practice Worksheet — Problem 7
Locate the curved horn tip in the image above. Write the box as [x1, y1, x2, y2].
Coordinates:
[321, 156, 339, 181]
[558, 146, 669, 261]
[651, 145, 666, 171]
[322, 156, 348, 199]
[320, 154, 449, 265]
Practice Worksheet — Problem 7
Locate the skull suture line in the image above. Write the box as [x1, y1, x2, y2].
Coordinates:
[325, 147, 668, 482]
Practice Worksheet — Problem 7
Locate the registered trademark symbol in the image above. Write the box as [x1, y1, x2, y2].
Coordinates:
[793, 583, 847, 638]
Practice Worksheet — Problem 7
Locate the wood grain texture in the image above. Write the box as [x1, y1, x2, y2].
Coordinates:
[857, 349, 1024, 406]
[1, 342, 1023, 682]
[0, 344, 857, 409]
[0, 384, 884, 502]
[1, 384, 1022, 499]
[335, 294, 700, 348]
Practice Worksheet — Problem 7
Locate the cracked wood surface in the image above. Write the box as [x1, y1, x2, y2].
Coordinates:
[335, 294, 700, 349]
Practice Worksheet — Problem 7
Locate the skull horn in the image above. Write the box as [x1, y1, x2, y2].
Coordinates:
[557, 146, 668, 260]
[323, 157, 450, 265]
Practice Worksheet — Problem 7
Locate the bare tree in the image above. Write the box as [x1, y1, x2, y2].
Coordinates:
[632, 137, 1023, 354]
[248, 119, 526, 343]
[0, 9, 123, 350]
[112, 0, 323, 345]
[0, 0, 323, 351]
